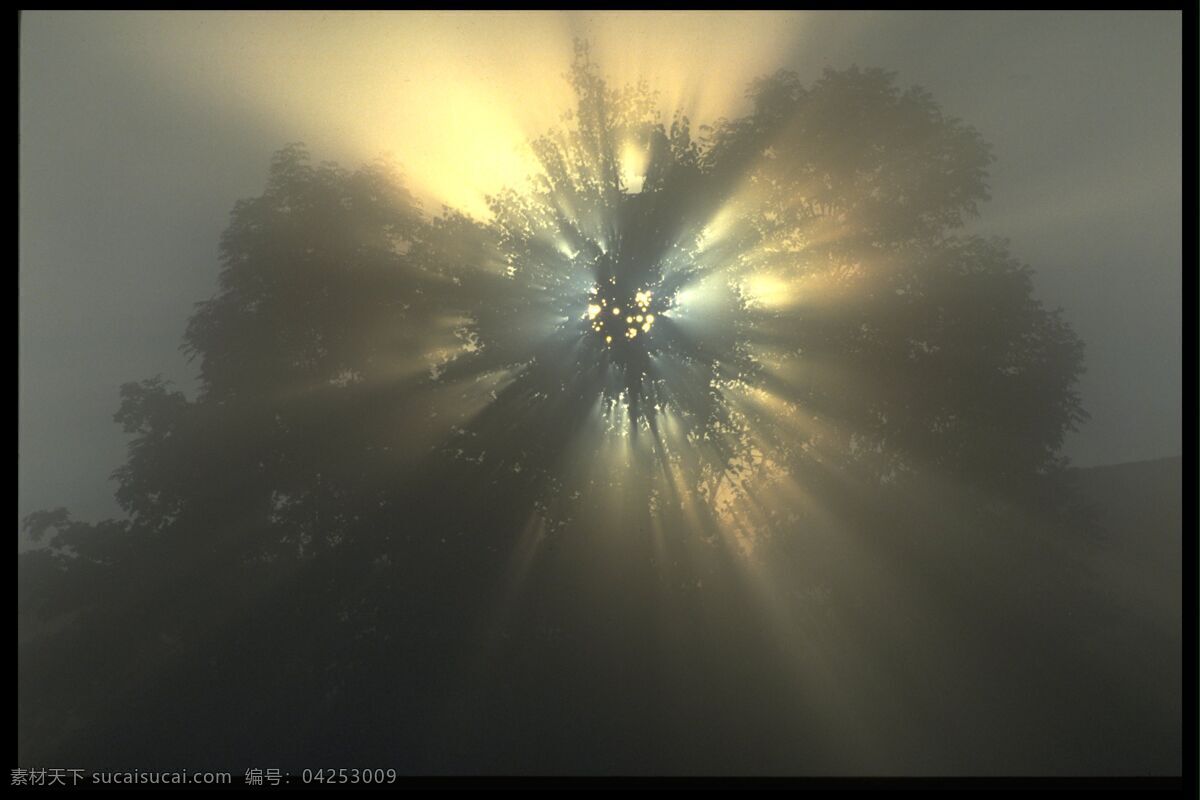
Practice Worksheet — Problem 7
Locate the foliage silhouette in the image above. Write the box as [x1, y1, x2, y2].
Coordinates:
[20, 45, 1116, 774]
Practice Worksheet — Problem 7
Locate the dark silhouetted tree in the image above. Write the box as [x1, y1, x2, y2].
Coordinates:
[20, 45, 1092, 774]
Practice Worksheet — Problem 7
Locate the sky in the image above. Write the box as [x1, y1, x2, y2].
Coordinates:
[18, 11, 1182, 526]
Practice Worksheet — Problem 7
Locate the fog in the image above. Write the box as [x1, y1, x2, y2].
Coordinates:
[18, 11, 1181, 779]
[19, 11, 1180, 525]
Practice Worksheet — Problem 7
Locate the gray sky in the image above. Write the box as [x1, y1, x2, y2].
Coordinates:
[19, 11, 1181, 526]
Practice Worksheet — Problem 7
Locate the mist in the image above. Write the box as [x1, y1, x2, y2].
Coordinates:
[18, 11, 1181, 781]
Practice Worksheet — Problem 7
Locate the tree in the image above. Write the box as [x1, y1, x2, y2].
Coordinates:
[20, 45, 1088, 772]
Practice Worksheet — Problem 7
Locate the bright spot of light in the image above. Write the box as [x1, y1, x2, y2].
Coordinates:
[620, 140, 648, 194]
[742, 273, 794, 309]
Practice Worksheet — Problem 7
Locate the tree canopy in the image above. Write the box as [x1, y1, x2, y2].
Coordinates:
[20, 46, 1093, 773]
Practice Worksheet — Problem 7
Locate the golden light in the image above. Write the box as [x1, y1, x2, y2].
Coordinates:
[741, 272, 795, 309]
[121, 12, 806, 219]
[620, 140, 649, 194]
